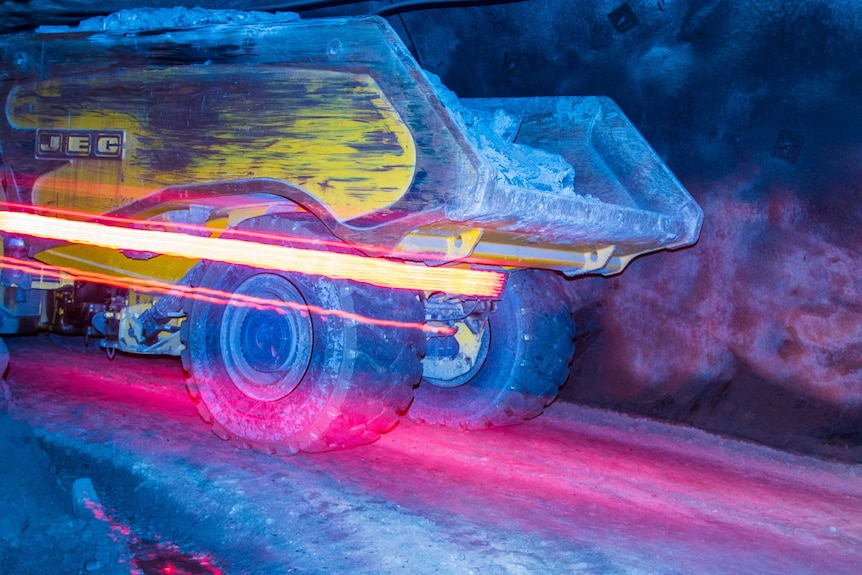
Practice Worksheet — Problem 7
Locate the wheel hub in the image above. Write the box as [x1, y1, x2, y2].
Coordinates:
[422, 320, 490, 387]
[221, 273, 313, 401]
[240, 308, 295, 372]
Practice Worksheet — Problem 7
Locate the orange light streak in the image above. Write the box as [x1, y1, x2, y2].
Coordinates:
[0, 210, 505, 298]
[0, 256, 454, 335]
[0, 201, 364, 255]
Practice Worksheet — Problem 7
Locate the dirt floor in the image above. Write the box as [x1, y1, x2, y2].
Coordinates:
[2, 333, 861, 574]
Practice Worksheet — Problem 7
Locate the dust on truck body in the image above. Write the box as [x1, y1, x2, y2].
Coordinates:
[0, 12, 702, 453]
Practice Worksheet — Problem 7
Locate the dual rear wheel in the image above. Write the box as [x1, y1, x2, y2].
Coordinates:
[411, 269, 577, 429]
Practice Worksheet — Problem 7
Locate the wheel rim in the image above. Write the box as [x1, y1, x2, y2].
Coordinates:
[423, 320, 491, 388]
[220, 273, 313, 402]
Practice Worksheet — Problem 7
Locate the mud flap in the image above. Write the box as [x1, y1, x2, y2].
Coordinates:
[0, 286, 46, 335]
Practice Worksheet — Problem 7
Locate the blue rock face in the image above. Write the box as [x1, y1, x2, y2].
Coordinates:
[392, 0, 862, 457]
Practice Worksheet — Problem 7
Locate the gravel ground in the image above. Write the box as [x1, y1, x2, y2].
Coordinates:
[2, 333, 861, 575]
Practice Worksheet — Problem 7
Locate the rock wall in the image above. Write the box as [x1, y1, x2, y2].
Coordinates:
[399, 0, 862, 458]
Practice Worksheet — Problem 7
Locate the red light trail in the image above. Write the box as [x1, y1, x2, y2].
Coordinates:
[0, 209, 505, 298]
[0, 256, 454, 335]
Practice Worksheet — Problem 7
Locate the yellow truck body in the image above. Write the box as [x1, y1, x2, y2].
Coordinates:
[0, 10, 702, 452]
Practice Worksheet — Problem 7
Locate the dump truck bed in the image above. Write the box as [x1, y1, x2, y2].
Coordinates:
[0, 11, 701, 278]
[446, 96, 702, 274]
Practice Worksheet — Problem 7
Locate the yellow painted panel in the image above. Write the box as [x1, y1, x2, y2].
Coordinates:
[9, 66, 416, 222]
[38, 245, 195, 283]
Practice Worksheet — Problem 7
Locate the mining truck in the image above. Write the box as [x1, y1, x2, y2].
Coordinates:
[0, 9, 702, 453]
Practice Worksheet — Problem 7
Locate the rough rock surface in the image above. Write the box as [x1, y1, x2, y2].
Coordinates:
[564, 175, 862, 460]
[397, 0, 862, 456]
[0, 411, 129, 574]
[3, 334, 862, 574]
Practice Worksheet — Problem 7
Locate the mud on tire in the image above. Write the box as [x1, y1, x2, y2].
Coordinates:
[409, 269, 575, 429]
[182, 215, 424, 453]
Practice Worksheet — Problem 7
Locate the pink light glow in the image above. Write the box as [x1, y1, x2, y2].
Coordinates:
[84, 500, 223, 575]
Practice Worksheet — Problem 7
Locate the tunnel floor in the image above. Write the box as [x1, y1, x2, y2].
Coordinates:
[2, 333, 861, 574]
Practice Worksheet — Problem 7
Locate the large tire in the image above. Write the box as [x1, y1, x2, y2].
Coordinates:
[182, 215, 424, 453]
[409, 269, 575, 429]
